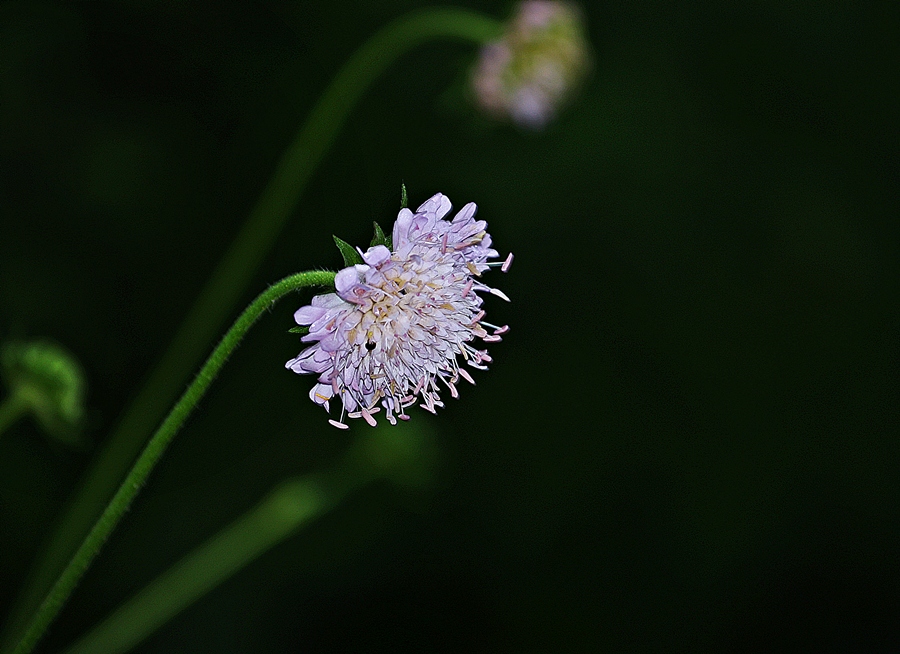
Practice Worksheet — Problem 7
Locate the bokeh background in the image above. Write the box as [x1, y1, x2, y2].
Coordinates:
[1, 0, 898, 651]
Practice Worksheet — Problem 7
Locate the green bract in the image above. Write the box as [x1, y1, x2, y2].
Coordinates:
[369, 221, 392, 250]
[332, 235, 364, 267]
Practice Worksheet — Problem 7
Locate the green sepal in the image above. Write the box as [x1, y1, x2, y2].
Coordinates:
[370, 221, 392, 250]
[333, 235, 364, 267]
[288, 326, 309, 335]
[400, 182, 408, 209]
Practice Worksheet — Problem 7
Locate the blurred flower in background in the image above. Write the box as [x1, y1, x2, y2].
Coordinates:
[471, 1, 591, 129]
[0, 339, 86, 443]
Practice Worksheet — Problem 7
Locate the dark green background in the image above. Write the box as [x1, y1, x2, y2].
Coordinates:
[1, 1, 898, 651]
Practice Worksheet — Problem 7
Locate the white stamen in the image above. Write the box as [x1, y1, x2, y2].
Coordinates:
[413, 375, 426, 396]
[458, 368, 476, 385]
[480, 321, 508, 334]
[361, 408, 377, 427]
[489, 287, 511, 302]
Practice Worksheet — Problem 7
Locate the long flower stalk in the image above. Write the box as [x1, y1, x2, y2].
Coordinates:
[1, 8, 501, 648]
[9, 270, 335, 654]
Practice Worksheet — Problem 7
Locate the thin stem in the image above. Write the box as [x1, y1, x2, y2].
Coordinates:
[9, 270, 335, 654]
[0, 394, 28, 437]
[1, 9, 501, 644]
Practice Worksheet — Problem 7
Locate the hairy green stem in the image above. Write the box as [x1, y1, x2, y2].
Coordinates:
[1, 9, 501, 645]
[9, 270, 335, 654]
[0, 394, 28, 437]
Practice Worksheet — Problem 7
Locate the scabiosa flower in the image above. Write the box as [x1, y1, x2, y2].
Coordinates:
[471, 1, 591, 129]
[286, 193, 512, 429]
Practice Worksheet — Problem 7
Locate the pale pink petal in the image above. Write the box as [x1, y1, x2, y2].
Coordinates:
[294, 305, 326, 325]
[287, 192, 509, 426]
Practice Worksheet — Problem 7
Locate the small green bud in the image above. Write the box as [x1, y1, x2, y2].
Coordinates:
[1, 339, 86, 441]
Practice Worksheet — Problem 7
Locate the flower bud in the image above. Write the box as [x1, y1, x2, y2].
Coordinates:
[471, 1, 591, 129]
[1, 339, 86, 441]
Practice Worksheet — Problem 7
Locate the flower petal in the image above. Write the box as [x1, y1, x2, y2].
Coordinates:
[362, 244, 391, 267]
[286, 345, 332, 374]
[416, 193, 452, 221]
[294, 305, 326, 325]
[453, 202, 478, 224]
[309, 382, 333, 406]
[335, 265, 370, 304]
[392, 208, 416, 247]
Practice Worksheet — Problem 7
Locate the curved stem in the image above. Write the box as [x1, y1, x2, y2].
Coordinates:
[0, 394, 28, 437]
[1, 9, 501, 644]
[9, 270, 335, 654]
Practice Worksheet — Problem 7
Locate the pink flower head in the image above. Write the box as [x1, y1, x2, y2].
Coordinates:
[471, 1, 591, 129]
[286, 193, 512, 428]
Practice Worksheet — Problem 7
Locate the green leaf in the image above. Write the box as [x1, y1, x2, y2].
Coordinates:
[288, 326, 309, 335]
[400, 182, 408, 209]
[333, 235, 364, 267]
[370, 221, 392, 250]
